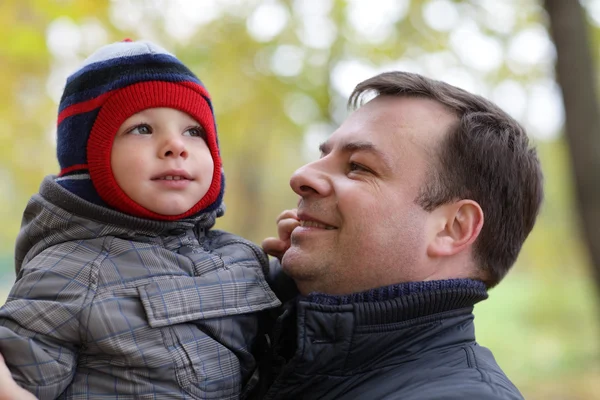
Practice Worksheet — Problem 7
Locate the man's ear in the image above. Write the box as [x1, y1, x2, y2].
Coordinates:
[426, 200, 484, 258]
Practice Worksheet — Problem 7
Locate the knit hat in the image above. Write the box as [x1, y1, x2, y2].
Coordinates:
[55, 39, 224, 221]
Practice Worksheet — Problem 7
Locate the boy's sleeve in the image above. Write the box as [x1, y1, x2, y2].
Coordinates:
[0, 247, 96, 400]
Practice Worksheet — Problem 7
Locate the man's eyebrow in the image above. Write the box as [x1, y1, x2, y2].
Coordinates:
[318, 140, 393, 169]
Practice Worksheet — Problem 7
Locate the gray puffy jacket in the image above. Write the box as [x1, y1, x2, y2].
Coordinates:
[0, 177, 281, 399]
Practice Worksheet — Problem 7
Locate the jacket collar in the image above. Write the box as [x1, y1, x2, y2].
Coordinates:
[39, 175, 221, 234]
[15, 176, 222, 274]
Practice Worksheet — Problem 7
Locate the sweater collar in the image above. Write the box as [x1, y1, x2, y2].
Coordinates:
[302, 279, 488, 325]
[296, 279, 488, 327]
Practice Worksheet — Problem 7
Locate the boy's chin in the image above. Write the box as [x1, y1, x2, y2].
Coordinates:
[144, 202, 194, 217]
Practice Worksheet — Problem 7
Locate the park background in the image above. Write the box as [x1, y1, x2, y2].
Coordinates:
[0, 1, 599, 398]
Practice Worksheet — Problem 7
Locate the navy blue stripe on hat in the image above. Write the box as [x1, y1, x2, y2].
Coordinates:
[60, 55, 203, 111]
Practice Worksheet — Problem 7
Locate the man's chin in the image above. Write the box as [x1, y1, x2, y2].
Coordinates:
[280, 252, 294, 272]
[281, 248, 323, 282]
[281, 248, 306, 274]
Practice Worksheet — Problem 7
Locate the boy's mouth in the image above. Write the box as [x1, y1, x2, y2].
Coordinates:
[151, 170, 193, 180]
[156, 175, 189, 181]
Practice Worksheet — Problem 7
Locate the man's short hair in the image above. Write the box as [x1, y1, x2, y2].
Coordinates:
[349, 71, 543, 287]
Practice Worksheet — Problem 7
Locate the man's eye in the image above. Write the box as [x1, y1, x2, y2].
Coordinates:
[129, 124, 152, 135]
[184, 126, 205, 137]
[349, 162, 368, 172]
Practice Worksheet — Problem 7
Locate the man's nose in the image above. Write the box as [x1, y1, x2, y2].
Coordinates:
[159, 134, 188, 159]
[289, 161, 332, 197]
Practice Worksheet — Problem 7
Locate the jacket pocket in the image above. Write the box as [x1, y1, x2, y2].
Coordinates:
[137, 266, 281, 328]
[137, 267, 281, 399]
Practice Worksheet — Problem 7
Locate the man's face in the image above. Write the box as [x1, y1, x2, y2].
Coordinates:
[282, 96, 457, 295]
[111, 107, 214, 216]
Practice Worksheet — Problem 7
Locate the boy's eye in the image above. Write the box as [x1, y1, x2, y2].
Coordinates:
[129, 124, 152, 135]
[184, 126, 205, 138]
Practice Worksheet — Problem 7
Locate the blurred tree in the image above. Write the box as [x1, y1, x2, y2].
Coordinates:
[0, 0, 112, 253]
[544, 0, 600, 303]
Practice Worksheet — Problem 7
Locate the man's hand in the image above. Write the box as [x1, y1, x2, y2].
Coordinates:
[0, 354, 36, 400]
[262, 209, 300, 261]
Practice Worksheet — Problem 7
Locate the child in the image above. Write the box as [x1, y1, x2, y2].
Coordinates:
[0, 40, 281, 400]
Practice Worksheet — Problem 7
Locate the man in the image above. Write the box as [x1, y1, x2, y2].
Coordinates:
[0, 72, 540, 399]
[259, 71, 540, 399]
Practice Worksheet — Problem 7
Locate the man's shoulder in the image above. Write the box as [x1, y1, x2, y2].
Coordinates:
[466, 343, 525, 399]
[339, 343, 523, 400]
[388, 343, 524, 400]
[264, 357, 524, 400]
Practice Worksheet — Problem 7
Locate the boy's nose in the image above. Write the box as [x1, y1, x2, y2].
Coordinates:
[160, 135, 188, 159]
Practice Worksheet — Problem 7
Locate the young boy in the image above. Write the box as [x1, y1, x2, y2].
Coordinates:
[0, 40, 281, 400]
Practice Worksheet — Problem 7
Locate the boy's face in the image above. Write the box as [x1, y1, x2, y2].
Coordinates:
[111, 107, 214, 216]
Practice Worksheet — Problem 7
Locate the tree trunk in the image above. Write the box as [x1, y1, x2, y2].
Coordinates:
[544, 0, 600, 294]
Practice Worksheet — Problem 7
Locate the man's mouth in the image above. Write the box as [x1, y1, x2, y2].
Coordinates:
[299, 220, 336, 230]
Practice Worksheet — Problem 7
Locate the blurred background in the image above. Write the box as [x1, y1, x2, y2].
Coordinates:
[0, 0, 599, 398]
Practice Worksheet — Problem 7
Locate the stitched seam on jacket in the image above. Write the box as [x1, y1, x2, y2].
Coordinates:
[213, 237, 270, 273]
[342, 309, 355, 372]
[463, 345, 475, 368]
[208, 237, 279, 303]
[80, 236, 111, 346]
[466, 344, 494, 388]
